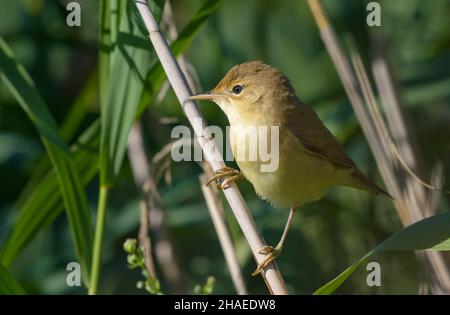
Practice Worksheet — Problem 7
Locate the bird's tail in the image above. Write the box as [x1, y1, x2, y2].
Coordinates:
[350, 168, 393, 199]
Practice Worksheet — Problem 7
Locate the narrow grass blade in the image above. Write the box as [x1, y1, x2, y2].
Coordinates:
[14, 70, 97, 211]
[314, 212, 450, 294]
[99, 0, 120, 109]
[0, 37, 94, 284]
[0, 263, 25, 295]
[90, 0, 165, 294]
[138, 0, 222, 110]
[0, 121, 100, 267]
[99, 0, 164, 185]
[1, 0, 220, 271]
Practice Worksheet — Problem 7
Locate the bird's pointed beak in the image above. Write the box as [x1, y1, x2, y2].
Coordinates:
[190, 91, 225, 101]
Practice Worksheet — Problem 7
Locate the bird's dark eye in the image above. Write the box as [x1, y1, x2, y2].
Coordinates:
[232, 85, 243, 95]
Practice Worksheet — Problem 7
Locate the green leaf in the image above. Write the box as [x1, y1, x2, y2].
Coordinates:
[90, 0, 166, 294]
[0, 36, 94, 284]
[1, 0, 222, 268]
[1, 67, 98, 264]
[99, 0, 119, 109]
[14, 70, 97, 211]
[0, 263, 25, 295]
[60, 71, 98, 143]
[138, 0, 222, 111]
[314, 212, 450, 294]
[99, 0, 164, 185]
[0, 121, 100, 267]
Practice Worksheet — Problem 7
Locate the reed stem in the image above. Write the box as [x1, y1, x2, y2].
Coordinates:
[89, 185, 109, 295]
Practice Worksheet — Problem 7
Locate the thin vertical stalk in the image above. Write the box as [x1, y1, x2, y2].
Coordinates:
[128, 122, 184, 292]
[89, 185, 109, 295]
[133, 0, 287, 294]
[371, 39, 450, 293]
[158, 1, 246, 293]
[307, 0, 450, 293]
[200, 173, 248, 295]
[138, 198, 157, 279]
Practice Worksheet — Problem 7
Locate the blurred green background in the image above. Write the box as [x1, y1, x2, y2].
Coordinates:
[0, 0, 449, 294]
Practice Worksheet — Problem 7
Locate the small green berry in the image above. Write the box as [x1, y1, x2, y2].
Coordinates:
[127, 253, 141, 267]
[123, 238, 137, 253]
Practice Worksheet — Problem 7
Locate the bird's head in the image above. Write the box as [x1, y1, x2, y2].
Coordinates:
[190, 61, 295, 124]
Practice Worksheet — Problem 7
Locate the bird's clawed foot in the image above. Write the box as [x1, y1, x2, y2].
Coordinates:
[252, 244, 283, 276]
[206, 167, 242, 190]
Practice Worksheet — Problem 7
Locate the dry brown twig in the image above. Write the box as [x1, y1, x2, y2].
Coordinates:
[370, 38, 450, 294]
[155, 0, 200, 105]
[307, 0, 450, 294]
[133, 0, 288, 294]
[146, 135, 249, 294]
[149, 1, 248, 293]
[200, 163, 248, 295]
[127, 121, 184, 293]
[128, 123, 157, 279]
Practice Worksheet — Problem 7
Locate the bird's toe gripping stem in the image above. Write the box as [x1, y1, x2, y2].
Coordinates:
[206, 167, 242, 190]
[252, 244, 283, 276]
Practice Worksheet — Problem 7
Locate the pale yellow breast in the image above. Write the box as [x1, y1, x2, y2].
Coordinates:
[229, 125, 343, 209]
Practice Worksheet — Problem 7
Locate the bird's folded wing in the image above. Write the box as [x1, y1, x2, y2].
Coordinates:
[284, 101, 392, 197]
[284, 101, 357, 170]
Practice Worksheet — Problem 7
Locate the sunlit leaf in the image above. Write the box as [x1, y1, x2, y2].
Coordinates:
[0, 36, 93, 284]
[138, 0, 222, 112]
[0, 263, 25, 295]
[99, 0, 164, 185]
[0, 121, 100, 267]
[1, 0, 222, 273]
[314, 212, 450, 294]
[14, 70, 97, 211]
